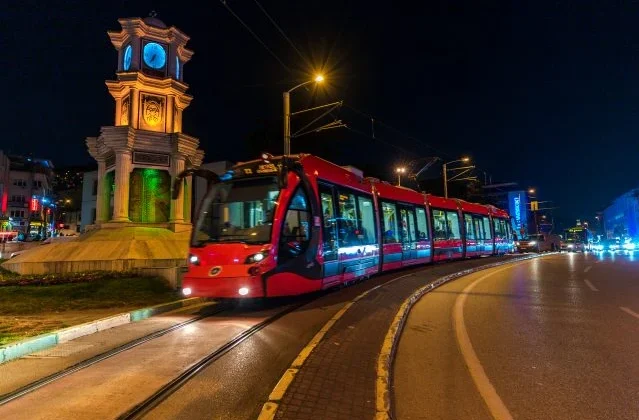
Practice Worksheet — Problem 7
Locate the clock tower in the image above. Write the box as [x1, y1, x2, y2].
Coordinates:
[86, 13, 204, 232]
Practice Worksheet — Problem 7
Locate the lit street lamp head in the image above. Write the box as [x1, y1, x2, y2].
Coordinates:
[396, 167, 406, 173]
[462, 157, 470, 163]
[315, 74, 324, 83]
[528, 188, 536, 194]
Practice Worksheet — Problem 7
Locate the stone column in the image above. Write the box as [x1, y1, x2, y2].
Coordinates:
[95, 158, 108, 223]
[169, 155, 185, 223]
[111, 150, 132, 222]
[166, 96, 175, 133]
[131, 89, 140, 129]
[114, 97, 122, 126]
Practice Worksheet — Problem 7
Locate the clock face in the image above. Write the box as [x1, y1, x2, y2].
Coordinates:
[123, 45, 132, 71]
[175, 57, 180, 79]
[143, 42, 166, 69]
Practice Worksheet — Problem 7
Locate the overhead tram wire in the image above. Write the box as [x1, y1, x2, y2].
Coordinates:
[219, 0, 292, 74]
[252, 0, 312, 70]
[341, 103, 454, 161]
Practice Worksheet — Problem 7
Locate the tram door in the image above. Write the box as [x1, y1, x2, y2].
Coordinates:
[318, 183, 339, 283]
[399, 205, 418, 264]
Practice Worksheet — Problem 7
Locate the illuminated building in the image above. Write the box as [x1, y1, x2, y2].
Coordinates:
[603, 189, 639, 240]
[1, 154, 54, 237]
[86, 15, 203, 231]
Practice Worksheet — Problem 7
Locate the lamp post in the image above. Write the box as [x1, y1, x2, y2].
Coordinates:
[396, 167, 406, 186]
[442, 157, 471, 198]
[283, 75, 324, 155]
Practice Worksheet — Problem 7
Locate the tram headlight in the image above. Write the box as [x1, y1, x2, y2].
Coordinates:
[189, 254, 200, 265]
[238, 287, 249, 296]
[529, 241, 537, 246]
[245, 251, 268, 264]
[182, 287, 192, 296]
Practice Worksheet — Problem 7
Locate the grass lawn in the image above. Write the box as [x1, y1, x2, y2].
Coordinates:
[0, 276, 181, 346]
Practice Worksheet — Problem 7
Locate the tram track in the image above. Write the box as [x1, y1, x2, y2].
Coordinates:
[117, 298, 313, 420]
[0, 303, 228, 406]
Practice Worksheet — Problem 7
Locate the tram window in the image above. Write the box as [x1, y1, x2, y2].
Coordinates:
[281, 187, 311, 252]
[464, 214, 476, 240]
[399, 206, 417, 245]
[473, 216, 484, 240]
[482, 216, 493, 239]
[415, 207, 429, 241]
[493, 218, 504, 239]
[357, 196, 377, 245]
[319, 184, 337, 261]
[431, 209, 448, 241]
[337, 190, 361, 246]
[381, 201, 399, 243]
[446, 211, 461, 240]
[493, 218, 505, 239]
[194, 177, 280, 246]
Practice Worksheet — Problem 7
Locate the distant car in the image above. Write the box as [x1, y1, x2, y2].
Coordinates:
[561, 239, 585, 252]
[516, 233, 561, 253]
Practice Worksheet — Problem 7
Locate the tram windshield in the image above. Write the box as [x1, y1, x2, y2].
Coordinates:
[193, 177, 280, 246]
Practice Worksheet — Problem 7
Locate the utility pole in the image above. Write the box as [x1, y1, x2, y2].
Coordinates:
[283, 91, 291, 155]
[443, 162, 448, 198]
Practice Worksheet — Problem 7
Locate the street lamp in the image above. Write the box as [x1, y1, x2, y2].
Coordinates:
[283, 74, 325, 155]
[396, 167, 406, 186]
[442, 157, 471, 199]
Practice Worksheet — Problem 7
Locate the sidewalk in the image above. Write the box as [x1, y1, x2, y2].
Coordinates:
[0, 298, 212, 396]
[0, 272, 213, 365]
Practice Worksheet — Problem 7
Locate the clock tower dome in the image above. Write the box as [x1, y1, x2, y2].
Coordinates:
[86, 14, 203, 231]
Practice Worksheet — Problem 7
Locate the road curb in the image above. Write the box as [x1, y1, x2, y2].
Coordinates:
[0, 297, 208, 365]
[377, 253, 547, 419]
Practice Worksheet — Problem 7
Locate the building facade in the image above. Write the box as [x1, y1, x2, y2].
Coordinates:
[603, 189, 639, 240]
[4, 155, 55, 238]
[0, 151, 10, 233]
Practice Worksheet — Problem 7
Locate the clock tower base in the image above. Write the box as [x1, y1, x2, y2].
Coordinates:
[1, 226, 192, 287]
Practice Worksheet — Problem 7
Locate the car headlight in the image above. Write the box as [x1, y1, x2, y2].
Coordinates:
[594, 244, 604, 250]
[567, 244, 574, 248]
[515, 241, 519, 246]
[245, 251, 269, 264]
[189, 254, 200, 265]
[529, 241, 536, 246]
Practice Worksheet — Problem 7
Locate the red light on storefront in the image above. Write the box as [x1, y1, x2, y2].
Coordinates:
[30, 198, 39, 211]
[47, 208, 51, 215]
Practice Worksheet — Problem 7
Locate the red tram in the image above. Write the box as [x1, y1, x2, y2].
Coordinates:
[175, 154, 514, 298]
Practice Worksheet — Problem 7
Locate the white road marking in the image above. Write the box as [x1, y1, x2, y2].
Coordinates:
[584, 266, 592, 273]
[620, 307, 639, 320]
[453, 266, 515, 420]
[584, 279, 598, 292]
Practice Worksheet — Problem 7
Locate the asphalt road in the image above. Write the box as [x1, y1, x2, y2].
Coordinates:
[394, 252, 639, 420]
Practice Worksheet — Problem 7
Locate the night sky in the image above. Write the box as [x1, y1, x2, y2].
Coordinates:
[3, 1, 639, 226]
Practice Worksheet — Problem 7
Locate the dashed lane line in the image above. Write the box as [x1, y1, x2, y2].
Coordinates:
[620, 307, 639, 320]
[584, 265, 592, 273]
[584, 279, 599, 292]
[453, 265, 517, 420]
